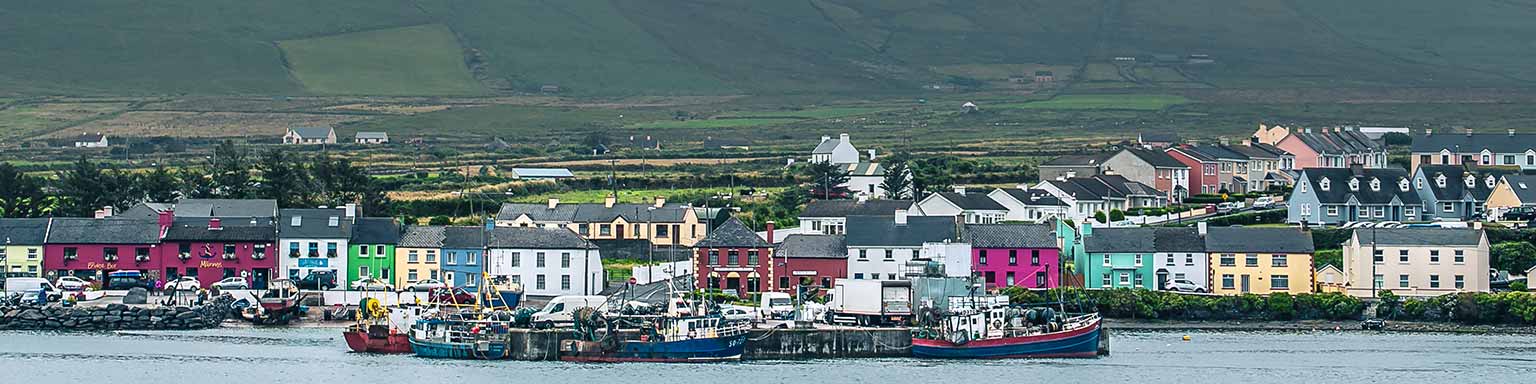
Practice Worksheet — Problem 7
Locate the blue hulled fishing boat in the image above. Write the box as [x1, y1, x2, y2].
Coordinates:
[560, 313, 748, 363]
[408, 317, 517, 360]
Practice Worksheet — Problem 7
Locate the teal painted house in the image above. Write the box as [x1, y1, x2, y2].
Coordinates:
[1081, 227, 1157, 289]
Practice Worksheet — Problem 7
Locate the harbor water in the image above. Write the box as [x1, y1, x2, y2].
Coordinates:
[2, 328, 1533, 383]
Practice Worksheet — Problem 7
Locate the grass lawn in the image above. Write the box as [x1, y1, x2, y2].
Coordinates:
[626, 118, 797, 129]
[717, 106, 889, 119]
[994, 94, 1189, 111]
[279, 24, 487, 96]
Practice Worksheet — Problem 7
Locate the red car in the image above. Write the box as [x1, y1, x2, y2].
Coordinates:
[428, 287, 476, 305]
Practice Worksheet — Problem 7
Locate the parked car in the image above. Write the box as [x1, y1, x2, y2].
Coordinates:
[1164, 279, 1206, 293]
[350, 278, 393, 291]
[1252, 196, 1275, 208]
[1491, 277, 1527, 292]
[104, 271, 151, 290]
[720, 305, 760, 322]
[212, 277, 249, 290]
[406, 279, 446, 292]
[296, 271, 338, 290]
[1502, 207, 1536, 222]
[55, 276, 90, 291]
[4, 277, 61, 303]
[165, 276, 201, 291]
[428, 287, 476, 305]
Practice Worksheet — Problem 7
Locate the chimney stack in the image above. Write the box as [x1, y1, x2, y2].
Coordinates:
[157, 210, 174, 228]
[1197, 221, 1208, 237]
[1466, 128, 1474, 137]
[654, 196, 666, 208]
[344, 203, 357, 218]
[894, 209, 908, 225]
[208, 218, 223, 231]
[954, 186, 966, 196]
[820, 136, 831, 143]
[547, 198, 560, 209]
[840, 133, 850, 143]
[867, 149, 877, 161]
[1509, 129, 1517, 137]
[604, 194, 617, 208]
[94, 206, 114, 219]
[1425, 128, 1433, 136]
[766, 221, 775, 243]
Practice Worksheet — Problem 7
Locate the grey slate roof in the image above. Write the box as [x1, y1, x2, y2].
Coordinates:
[589, 239, 691, 260]
[1410, 132, 1536, 154]
[1225, 144, 1281, 160]
[494, 203, 691, 223]
[812, 138, 841, 154]
[290, 126, 333, 139]
[999, 189, 1068, 207]
[1417, 165, 1515, 201]
[1182, 144, 1248, 161]
[1083, 228, 1155, 253]
[1351, 228, 1483, 247]
[1123, 147, 1188, 168]
[844, 215, 958, 247]
[162, 217, 276, 242]
[1168, 146, 1215, 162]
[1293, 129, 1383, 154]
[46, 218, 161, 244]
[117, 203, 174, 220]
[843, 162, 886, 176]
[355, 132, 388, 140]
[1139, 132, 1180, 143]
[173, 199, 278, 218]
[1046, 175, 1161, 202]
[0, 218, 50, 245]
[1502, 175, 1536, 203]
[350, 217, 400, 244]
[775, 234, 846, 259]
[278, 208, 351, 239]
[398, 226, 446, 248]
[933, 192, 1007, 210]
[76, 133, 106, 143]
[489, 227, 595, 249]
[496, 203, 580, 222]
[963, 224, 1057, 248]
[441, 226, 486, 249]
[1152, 227, 1205, 252]
[1204, 227, 1314, 253]
[1041, 153, 1110, 167]
[694, 218, 770, 248]
[801, 200, 912, 218]
[1300, 168, 1420, 205]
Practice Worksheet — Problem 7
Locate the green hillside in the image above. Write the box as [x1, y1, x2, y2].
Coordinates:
[2, 0, 1535, 97]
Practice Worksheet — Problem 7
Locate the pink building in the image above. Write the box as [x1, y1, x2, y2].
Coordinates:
[43, 217, 164, 282]
[964, 224, 1061, 289]
[158, 216, 279, 289]
[1166, 146, 1221, 195]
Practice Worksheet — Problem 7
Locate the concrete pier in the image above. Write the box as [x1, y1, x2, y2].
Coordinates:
[743, 327, 912, 359]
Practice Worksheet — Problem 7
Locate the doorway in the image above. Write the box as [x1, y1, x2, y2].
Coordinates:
[1240, 274, 1251, 293]
[1156, 269, 1170, 291]
[253, 268, 270, 290]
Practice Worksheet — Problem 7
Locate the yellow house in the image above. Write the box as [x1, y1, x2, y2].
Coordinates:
[495, 196, 709, 247]
[1485, 175, 1536, 219]
[396, 226, 445, 287]
[1204, 226, 1315, 295]
[0, 218, 50, 278]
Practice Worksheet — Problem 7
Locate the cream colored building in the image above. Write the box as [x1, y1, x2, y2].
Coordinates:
[495, 196, 709, 247]
[1342, 228, 1490, 298]
[395, 226, 445, 287]
[1485, 175, 1536, 219]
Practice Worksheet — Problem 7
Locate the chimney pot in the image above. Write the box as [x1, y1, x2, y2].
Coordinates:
[344, 203, 357, 218]
[208, 218, 222, 231]
[766, 221, 776, 243]
[894, 209, 909, 225]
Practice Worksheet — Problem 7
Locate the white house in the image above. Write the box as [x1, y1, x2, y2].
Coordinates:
[811, 133, 860, 165]
[843, 162, 890, 198]
[844, 213, 958, 281]
[1153, 225, 1209, 291]
[485, 226, 603, 297]
[354, 132, 389, 144]
[284, 126, 337, 145]
[1341, 228, 1490, 297]
[73, 133, 109, 148]
[798, 200, 912, 235]
[911, 187, 1007, 224]
[277, 206, 355, 282]
[987, 188, 1070, 223]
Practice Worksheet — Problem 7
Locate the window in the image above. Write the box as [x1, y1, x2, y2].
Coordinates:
[1430, 250, 1440, 263]
[781, 277, 791, 289]
[359, 266, 370, 278]
[1220, 254, 1235, 267]
[327, 242, 337, 257]
[511, 275, 521, 285]
[1399, 274, 1410, 288]
[578, 223, 589, 234]
[656, 225, 669, 238]
[561, 275, 571, 290]
[1373, 249, 1384, 263]
[1166, 255, 1176, 267]
[1009, 250, 1018, 266]
[430, 270, 439, 280]
[1398, 249, 1408, 263]
[536, 275, 546, 290]
[1429, 274, 1440, 288]
[1442, 202, 1455, 213]
[1031, 250, 1040, 266]
[64, 247, 78, 259]
[1270, 275, 1289, 290]
[360, 245, 370, 256]
[1118, 272, 1129, 285]
[1271, 254, 1287, 267]
[426, 251, 437, 263]
[708, 250, 719, 265]
[1035, 272, 1046, 287]
[1505, 155, 1516, 165]
[748, 250, 759, 265]
[224, 244, 236, 256]
[511, 252, 520, 267]
[375, 245, 385, 256]
[1133, 273, 1143, 287]
[1319, 178, 1331, 191]
[1374, 274, 1384, 289]
[858, 249, 868, 260]
[1102, 255, 1111, 267]
[1326, 206, 1339, 216]
[561, 252, 571, 268]
[289, 243, 300, 257]
[1185, 254, 1194, 266]
[445, 252, 457, 265]
[887, 273, 896, 280]
[1454, 250, 1464, 263]
[1482, 154, 1491, 164]
[599, 225, 611, 236]
[1245, 254, 1258, 267]
[728, 250, 740, 265]
[1005, 272, 1015, 286]
[978, 250, 988, 265]
[1102, 274, 1111, 286]
[179, 243, 192, 255]
[466, 252, 477, 265]
[854, 273, 864, 280]
[1134, 254, 1143, 266]
[1455, 275, 1465, 289]
[104, 247, 118, 260]
[408, 270, 418, 282]
[1222, 274, 1235, 289]
[884, 249, 893, 261]
[536, 252, 546, 268]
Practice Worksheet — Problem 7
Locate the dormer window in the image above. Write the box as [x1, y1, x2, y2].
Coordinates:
[1348, 178, 1360, 191]
[1399, 178, 1410, 192]
[1435, 174, 1447, 188]
[1464, 175, 1476, 188]
[1319, 177, 1331, 191]
[1485, 175, 1496, 188]
[1369, 178, 1380, 192]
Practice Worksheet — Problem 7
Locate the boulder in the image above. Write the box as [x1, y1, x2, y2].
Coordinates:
[175, 310, 198, 319]
[122, 288, 149, 305]
[18, 309, 45, 321]
[107, 303, 128, 312]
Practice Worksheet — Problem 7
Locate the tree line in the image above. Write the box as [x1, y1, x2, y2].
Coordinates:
[0, 141, 386, 218]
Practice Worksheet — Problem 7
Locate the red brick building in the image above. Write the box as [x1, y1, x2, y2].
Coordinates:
[693, 218, 775, 297]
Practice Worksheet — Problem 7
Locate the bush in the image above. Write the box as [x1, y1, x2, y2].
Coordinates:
[1512, 281, 1528, 292]
[428, 216, 453, 225]
[1388, 292, 1536, 324]
[1071, 288, 1362, 321]
[1109, 209, 1126, 221]
[1094, 211, 1107, 223]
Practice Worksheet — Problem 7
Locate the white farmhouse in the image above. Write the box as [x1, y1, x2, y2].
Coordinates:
[485, 226, 603, 297]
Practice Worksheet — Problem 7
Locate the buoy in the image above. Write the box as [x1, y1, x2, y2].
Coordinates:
[1182, 335, 1191, 341]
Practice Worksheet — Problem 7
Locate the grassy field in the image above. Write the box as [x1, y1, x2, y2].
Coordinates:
[510, 187, 785, 204]
[994, 94, 1189, 110]
[627, 118, 797, 129]
[0, 102, 130, 140]
[278, 24, 487, 96]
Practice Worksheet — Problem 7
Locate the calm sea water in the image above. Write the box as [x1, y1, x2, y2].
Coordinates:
[2, 327, 1533, 383]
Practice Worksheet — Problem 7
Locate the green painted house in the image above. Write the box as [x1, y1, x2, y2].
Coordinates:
[1081, 227, 1157, 289]
[347, 217, 400, 287]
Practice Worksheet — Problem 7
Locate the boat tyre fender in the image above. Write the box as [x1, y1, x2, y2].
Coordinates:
[990, 318, 1003, 331]
[949, 330, 970, 346]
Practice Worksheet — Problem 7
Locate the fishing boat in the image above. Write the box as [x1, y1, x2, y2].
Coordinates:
[911, 304, 1102, 359]
[407, 314, 519, 360]
[240, 279, 306, 325]
[559, 311, 748, 363]
[343, 298, 432, 354]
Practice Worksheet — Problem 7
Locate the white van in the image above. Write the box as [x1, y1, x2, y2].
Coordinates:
[757, 292, 794, 320]
[4, 277, 60, 303]
[530, 295, 607, 328]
